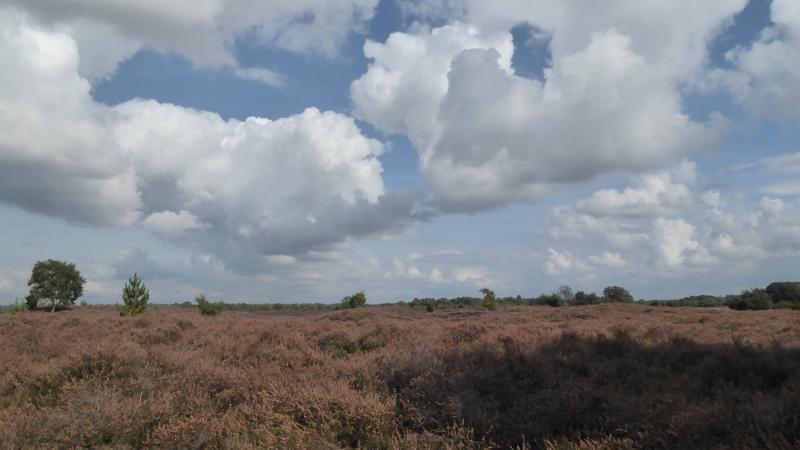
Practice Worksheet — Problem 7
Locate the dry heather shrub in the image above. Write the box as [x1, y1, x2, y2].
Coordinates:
[269, 381, 397, 448]
[446, 323, 487, 345]
[357, 324, 399, 352]
[1, 305, 799, 449]
[543, 436, 635, 450]
[316, 324, 399, 358]
[133, 325, 182, 346]
[390, 329, 800, 448]
[317, 331, 360, 357]
[146, 412, 240, 448]
[175, 318, 195, 330]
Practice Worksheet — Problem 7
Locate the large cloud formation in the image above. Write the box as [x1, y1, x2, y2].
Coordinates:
[544, 159, 800, 281]
[3, 0, 800, 296]
[716, 0, 800, 119]
[3, 0, 379, 82]
[352, 1, 746, 212]
[0, 9, 417, 271]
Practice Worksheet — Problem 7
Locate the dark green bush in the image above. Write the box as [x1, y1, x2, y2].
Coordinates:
[728, 289, 772, 311]
[569, 291, 600, 306]
[643, 295, 726, 307]
[766, 282, 800, 304]
[602, 286, 634, 303]
[772, 301, 800, 310]
[408, 297, 482, 310]
[340, 291, 367, 309]
[535, 294, 563, 307]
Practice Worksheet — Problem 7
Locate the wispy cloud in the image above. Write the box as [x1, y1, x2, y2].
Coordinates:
[233, 67, 287, 88]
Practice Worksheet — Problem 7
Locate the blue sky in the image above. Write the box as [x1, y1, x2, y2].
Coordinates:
[1, 0, 799, 303]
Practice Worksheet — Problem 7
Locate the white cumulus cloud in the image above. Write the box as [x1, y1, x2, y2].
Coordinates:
[0, 10, 419, 273]
[543, 157, 800, 279]
[576, 160, 700, 218]
[716, 0, 800, 119]
[4, 0, 379, 81]
[351, 1, 740, 212]
[652, 218, 714, 268]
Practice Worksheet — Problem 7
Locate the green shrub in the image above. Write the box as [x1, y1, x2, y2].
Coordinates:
[408, 297, 483, 309]
[772, 300, 800, 310]
[340, 291, 367, 309]
[1, 298, 29, 314]
[12, 298, 28, 312]
[196, 295, 224, 316]
[569, 291, 600, 306]
[480, 288, 498, 311]
[643, 295, 726, 307]
[728, 289, 772, 310]
[536, 294, 563, 307]
[119, 273, 150, 317]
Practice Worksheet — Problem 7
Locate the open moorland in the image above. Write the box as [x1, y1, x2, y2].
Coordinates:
[1, 304, 800, 449]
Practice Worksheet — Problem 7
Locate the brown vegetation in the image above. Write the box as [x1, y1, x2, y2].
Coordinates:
[1, 304, 799, 449]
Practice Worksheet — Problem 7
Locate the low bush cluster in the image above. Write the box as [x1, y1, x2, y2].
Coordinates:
[728, 288, 773, 311]
[724, 283, 800, 311]
[178, 301, 339, 312]
[409, 285, 635, 310]
[643, 294, 727, 307]
[643, 283, 800, 311]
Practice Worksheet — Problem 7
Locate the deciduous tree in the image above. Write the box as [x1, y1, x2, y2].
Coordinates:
[25, 259, 85, 312]
[602, 286, 634, 303]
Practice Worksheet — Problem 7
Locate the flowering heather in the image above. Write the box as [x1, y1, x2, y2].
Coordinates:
[1, 304, 799, 449]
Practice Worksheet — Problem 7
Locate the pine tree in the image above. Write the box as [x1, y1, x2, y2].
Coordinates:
[120, 273, 149, 316]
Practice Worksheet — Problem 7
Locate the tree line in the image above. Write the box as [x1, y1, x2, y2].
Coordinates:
[411, 285, 635, 311]
[5, 259, 800, 314]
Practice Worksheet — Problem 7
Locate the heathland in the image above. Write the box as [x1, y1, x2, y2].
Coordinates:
[1, 304, 799, 449]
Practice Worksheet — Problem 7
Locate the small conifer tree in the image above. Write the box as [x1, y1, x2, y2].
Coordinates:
[120, 273, 149, 316]
[196, 294, 224, 315]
